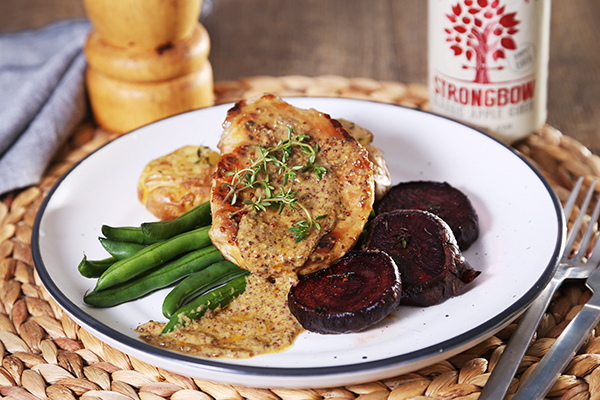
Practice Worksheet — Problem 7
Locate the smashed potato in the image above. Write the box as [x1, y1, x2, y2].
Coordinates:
[138, 145, 219, 220]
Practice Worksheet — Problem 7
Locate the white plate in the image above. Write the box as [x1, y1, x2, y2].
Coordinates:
[32, 98, 564, 389]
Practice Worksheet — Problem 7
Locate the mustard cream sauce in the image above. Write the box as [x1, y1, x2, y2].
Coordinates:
[137, 273, 304, 358]
[235, 148, 341, 277]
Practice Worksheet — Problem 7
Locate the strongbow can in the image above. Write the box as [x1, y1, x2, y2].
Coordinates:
[428, 0, 551, 143]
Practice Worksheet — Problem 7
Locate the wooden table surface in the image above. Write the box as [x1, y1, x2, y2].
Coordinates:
[1, 0, 599, 153]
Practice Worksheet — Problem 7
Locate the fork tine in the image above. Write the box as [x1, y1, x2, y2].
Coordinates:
[582, 196, 600, 266]
[565, 178, 597, 256]
[585, 228, 600, 267]
[564, 176, 584, 219]
[576, 181, 600, 261]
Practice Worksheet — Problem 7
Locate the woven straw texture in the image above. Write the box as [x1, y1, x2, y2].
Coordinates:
[1, 76, 599, 400]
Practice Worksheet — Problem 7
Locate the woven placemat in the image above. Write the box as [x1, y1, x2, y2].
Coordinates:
[1, 75, 599, 400]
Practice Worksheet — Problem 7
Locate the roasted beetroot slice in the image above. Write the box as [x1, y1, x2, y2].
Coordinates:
[288, 250, 401, 334]
[375, 181, 479, 250]
[363, 210, 480, 307]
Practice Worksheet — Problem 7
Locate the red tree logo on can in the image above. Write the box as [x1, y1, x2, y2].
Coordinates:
[445, 0, 521, 84]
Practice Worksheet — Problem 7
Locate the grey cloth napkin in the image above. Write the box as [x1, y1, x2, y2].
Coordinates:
[0, 19, 91, 196]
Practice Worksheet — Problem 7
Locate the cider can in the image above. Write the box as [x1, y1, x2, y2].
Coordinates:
[428, 0, 551, 143]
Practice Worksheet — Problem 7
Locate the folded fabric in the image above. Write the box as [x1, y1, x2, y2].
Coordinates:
[0, 19, 91, 196]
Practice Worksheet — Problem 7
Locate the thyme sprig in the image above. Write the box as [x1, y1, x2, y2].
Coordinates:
[223, 126, 328, 242]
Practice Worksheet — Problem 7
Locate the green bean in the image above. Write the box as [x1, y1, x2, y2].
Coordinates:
[78, 255, 116, 278]
[83, 246, 224, 307]
[95, 226, 212, 291]
[101, 202, 212, 244]
[142, 202, 211, 243]
[101, 225, 146, 244]
[99, 238, 146, 260]
[162, 260, 248, 318]
[161, 274, 248, 334]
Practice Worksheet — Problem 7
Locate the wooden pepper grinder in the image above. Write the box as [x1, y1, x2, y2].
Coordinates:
[82, 0, 214, 133]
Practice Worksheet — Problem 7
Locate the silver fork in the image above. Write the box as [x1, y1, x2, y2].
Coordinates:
[480, 176, 600, 400]
[511, 180, 600, 398]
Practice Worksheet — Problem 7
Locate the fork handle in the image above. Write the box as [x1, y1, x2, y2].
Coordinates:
[478, 275, 561, 400]
[512, 293, 600, 400]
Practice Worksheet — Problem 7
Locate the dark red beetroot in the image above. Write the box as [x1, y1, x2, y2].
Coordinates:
[375, 181, 479, 250]
[363, 210, 480, 307]
[288, 250, 401, 334]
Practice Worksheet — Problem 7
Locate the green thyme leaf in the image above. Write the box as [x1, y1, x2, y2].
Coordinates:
[222, 126, 329, 241]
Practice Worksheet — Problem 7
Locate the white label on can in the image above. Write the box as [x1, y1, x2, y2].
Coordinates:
[428, 0, 550, 143]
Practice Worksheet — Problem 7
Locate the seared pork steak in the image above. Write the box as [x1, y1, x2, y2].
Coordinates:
[209, 95, 375, 279]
